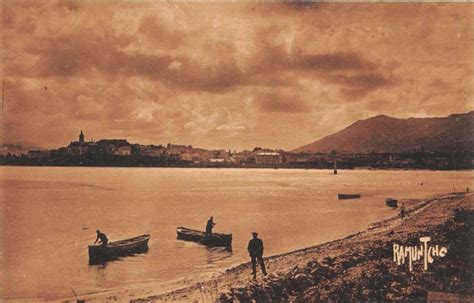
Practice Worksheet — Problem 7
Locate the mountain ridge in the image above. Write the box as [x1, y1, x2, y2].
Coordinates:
[293, 111, 474, 154]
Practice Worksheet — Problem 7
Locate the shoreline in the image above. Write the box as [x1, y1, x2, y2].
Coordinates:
[1, 165, 472, 172]
[25, 193, 474, 302]
[127, 192, 472, 302]
[59, 191, 472, 302]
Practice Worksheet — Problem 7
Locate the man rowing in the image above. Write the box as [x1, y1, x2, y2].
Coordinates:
[94, 230, 109, 246]
[205, 216, 216, 236]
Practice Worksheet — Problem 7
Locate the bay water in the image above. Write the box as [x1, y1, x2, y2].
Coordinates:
[1, 167, 471, 300]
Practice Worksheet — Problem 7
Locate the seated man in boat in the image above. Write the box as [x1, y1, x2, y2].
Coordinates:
[94, 230, 109, 246]
[205, 216, 216, 236]
[247, 232, 267, 280]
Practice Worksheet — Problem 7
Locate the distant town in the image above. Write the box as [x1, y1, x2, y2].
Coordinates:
[0, 131, 472, 170]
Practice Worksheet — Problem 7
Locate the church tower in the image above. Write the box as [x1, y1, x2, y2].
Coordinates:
[79, 130, 84, 143]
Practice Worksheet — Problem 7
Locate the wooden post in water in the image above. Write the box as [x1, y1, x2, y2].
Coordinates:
[333, 159, 338, 174]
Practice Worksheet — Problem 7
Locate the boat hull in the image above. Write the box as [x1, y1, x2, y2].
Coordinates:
[88, 234, 150, 263]
[177, 227, 232, 249]
[338, 194, 361, 200]
[385, 198, 398, 208]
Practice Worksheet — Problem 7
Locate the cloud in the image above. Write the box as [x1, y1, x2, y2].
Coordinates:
[4, 4, 390, 99]
[295, 52, 377, 71]
[138, 15, 185, 50]
[330, 73, 394, 98]
[168, 61, 183, 70]
[17, 30, 246, 93]
[215, 124, 246, 131]
[1, 2, 472, 150]
[256, 92, 310, 113]
[57, 0, 81, 11]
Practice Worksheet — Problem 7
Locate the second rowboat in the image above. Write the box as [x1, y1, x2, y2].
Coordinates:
[176, 227, 232, 249]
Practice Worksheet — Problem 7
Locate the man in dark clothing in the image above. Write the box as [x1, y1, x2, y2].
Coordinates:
[247, 232, 267, 279]
[94, 230, 108, 246]
[400, 203, 407, 219]
[205, 216, 216, 236]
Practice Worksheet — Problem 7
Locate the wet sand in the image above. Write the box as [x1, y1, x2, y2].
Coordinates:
[129, 192, 473, 302]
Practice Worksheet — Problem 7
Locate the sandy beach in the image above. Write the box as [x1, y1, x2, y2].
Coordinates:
[104, 192, 472, 302]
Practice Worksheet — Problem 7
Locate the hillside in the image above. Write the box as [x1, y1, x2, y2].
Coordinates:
[293, 111, 474, 153]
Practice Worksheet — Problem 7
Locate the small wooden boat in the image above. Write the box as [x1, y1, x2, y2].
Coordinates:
[338, 193, 361, 200]
[385, 198, 398, 208]
[88, 234, 150, 263]
[176, 227, 232, 249]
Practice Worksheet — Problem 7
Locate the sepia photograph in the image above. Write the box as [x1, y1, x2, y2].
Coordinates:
[1, 1, 473, 302]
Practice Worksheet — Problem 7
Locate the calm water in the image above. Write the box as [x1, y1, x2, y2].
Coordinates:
[1, 167, 472, 300]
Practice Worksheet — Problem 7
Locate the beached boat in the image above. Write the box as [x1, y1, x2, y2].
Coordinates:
[338, 193, 361, 200]
[176, 227, 232, 249]
[385, 198, 398, 208]
[88, 234, 150, 262]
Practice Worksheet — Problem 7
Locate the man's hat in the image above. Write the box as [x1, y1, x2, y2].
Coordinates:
[252, 232, 258, 235]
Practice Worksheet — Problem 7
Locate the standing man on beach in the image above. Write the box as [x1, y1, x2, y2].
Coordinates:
[247, 232, 267, 280]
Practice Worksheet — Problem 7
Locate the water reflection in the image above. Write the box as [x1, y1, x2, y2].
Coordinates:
[205, 247, 233, 266]
[88, 247, 149, 266]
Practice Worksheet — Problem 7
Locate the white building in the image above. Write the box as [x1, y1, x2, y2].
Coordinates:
[255, 152, 283, 165]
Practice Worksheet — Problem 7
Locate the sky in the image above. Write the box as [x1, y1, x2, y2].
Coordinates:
[1, 2, 473, 151]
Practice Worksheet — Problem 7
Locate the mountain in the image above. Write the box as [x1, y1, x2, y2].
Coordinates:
[293, 111, 474, 154]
